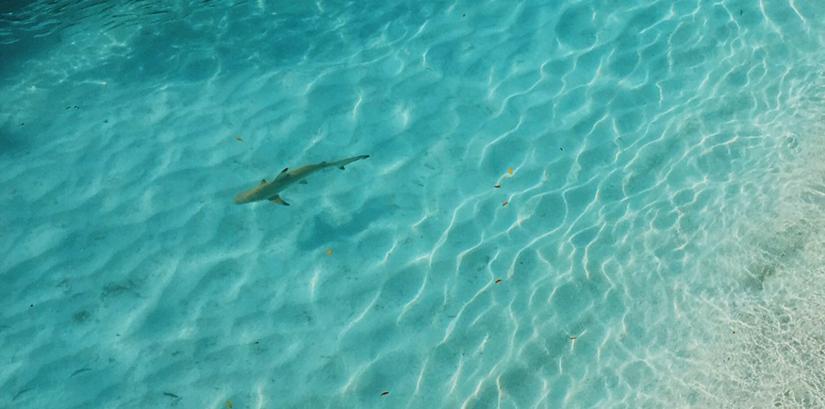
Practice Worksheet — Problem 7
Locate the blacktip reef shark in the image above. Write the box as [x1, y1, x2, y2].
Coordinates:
[234, 154, 370, 206]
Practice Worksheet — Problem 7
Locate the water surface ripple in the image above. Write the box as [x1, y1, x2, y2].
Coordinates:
[1, 0, 825, 408]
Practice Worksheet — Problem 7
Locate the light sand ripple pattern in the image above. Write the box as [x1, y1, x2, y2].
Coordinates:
[1, 0, 825, 408]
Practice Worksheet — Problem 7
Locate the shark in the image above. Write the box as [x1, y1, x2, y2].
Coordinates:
[233, 154, 370, 206]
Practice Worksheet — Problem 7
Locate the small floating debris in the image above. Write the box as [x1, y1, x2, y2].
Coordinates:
[495, 279, 502, 284]
[163, 392, 180, 399]
[326, 248, 334, 256]
[494, 183, 501, 189]
[380, 391, 390, 397]
[233, 135, 244, 143]
[502, 200, 509, 207]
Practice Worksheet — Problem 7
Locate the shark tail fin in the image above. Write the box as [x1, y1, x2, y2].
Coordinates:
[335, 154, 370, 170]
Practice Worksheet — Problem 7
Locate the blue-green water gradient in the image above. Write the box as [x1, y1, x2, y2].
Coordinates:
[2, 1, 825, 408]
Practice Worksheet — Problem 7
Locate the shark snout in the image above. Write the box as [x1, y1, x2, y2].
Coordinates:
[234, 192, 250, 204]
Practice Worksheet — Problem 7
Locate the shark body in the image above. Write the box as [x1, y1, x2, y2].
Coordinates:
[233, 154, 370, 205]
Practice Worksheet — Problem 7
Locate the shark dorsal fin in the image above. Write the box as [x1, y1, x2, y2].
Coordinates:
[274, 167, 289, 181]
[260, 179, 267, 185]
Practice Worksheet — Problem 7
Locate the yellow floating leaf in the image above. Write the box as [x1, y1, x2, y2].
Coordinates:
[326, 248, 334, 256]
[507, 167, 513, 175]
[226, 400, 233, 409]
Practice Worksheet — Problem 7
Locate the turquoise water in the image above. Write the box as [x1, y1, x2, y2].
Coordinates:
[2, 0, 825, 408]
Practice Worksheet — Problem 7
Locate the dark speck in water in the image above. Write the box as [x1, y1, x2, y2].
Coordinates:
[73, 310, 91, 323]
[70, 367, 92, 377]
[13, 387, 32, 401]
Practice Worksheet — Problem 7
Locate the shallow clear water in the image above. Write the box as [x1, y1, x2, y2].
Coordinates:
[2, 1, 825, 408]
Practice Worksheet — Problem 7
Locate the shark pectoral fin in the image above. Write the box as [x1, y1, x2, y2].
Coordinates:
[299, 180, 308, 184]
[270, 195, 290, 206]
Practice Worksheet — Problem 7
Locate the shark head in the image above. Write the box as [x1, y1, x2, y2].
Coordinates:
[234, 191, 254, 204]
[234, 178, 282, 204]
[234, 183, 267, 204]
